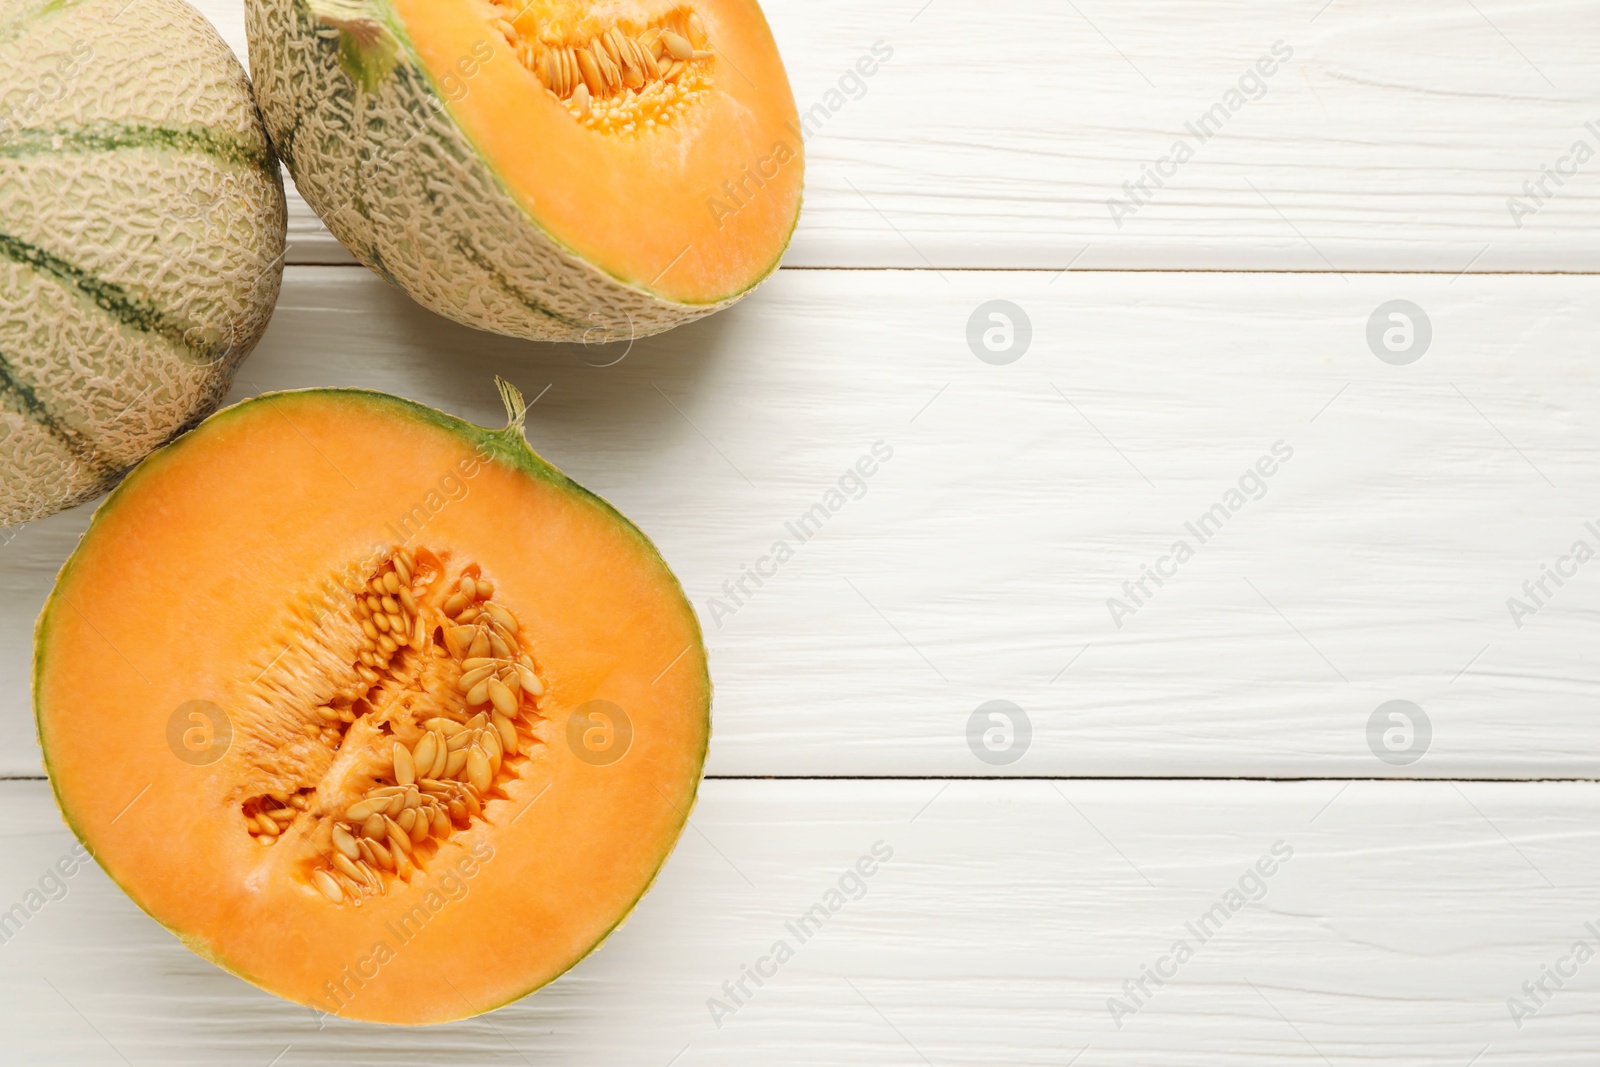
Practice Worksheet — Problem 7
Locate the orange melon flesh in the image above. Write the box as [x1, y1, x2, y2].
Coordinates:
[33, 388, 709, 1023]
[397, 0, 803, 304]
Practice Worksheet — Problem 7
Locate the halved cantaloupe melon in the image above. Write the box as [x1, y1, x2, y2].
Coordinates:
[34, 383, 709, 1023]
[245, 0, 802, 340]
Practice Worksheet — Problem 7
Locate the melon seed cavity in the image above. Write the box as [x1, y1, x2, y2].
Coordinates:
[484, 4, 715, 134]
[238, 548, 545, 906]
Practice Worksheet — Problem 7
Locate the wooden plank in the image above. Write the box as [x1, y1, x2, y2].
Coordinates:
[2, 777, 1597, 1064]
[188, 0, 1600, 270]
[2, 267, 1597, 779]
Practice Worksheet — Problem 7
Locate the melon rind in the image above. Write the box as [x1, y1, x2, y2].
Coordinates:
[0, 0, 288, 526]
[245, 0, 733, 342]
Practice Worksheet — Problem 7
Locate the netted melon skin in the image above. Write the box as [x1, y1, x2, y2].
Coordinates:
[0, 0, 287, 527]
[245, 0, 722, 343]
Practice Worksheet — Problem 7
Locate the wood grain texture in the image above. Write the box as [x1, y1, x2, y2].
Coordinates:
[183, 0, 1600, 270]
[3, 778, 1597, 1064]
[2, 267, 1595, 778]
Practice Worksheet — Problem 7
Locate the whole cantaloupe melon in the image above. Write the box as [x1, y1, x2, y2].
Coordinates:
[0, 0, 287, 526]
[246, 0, 801, 341]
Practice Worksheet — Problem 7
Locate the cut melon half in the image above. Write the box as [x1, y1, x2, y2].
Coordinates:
[33, 383, 710, 1023]
[246, 0, 803, 340]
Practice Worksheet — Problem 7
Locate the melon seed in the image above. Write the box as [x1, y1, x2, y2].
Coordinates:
[313, 869, 344, 903]
[445, 625, 476, 655]
[393, 742, 415, 786]
[493, 712, 519, 756]
[392, 841, 415, 880]
[355, 861, 380, 892]
[331, 824, 360, 860]
[385, 820, 413, 856]
[346, 800, 379, 822]
[332, 852, 364, 882]
[466, 746, 492, 793]
[458, 663, 497, 692]
[661, 30, 692, 61]
[367, 837, 395, 871]
[413, 732, 439, 775]
[487, 677, 517, 716]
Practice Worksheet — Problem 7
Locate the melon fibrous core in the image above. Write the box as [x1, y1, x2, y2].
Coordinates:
[34, 384, 710, 1023]
[245, 0, 801, 341]
[499, 7, 717, 134]
[235, 544, 547, 906]
[0, 0, 287, 525]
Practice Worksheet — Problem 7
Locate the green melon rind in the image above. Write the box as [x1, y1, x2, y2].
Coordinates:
[0, 0, 288, 526]
[244, 0, 792, 342]
[33, 384, 711, 1024]
[0, 122, 273, 169]
[0, 229, 231, 364]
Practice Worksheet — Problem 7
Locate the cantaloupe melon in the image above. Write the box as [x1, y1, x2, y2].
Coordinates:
[33, 382, 710, 1023]
[245, 0, 801, 341]
[0, 0, 287, 525]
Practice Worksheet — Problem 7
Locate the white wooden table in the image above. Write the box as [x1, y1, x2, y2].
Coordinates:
[5, 0, 1600, 1062]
